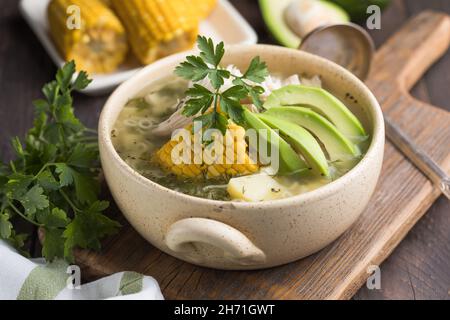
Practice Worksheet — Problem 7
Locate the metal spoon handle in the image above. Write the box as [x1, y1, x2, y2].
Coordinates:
[384, 116, 450, 199]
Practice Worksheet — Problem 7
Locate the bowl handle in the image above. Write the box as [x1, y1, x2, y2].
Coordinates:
[165, 218, 266, 266]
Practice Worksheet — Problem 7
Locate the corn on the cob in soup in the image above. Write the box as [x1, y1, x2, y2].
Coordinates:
[111, 0, 199, 65]
[48, 0, 128, 74]
[155, 123, 259, 179]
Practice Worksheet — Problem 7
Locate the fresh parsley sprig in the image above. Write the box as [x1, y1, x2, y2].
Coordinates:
[175, 36, 269, 134]
[0, 61, 120, 262]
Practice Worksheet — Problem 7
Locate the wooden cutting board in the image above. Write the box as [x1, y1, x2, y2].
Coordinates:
[75, 11, 450, 300]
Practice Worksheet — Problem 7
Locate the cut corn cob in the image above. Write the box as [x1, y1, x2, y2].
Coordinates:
[111, 0, 199, 65]
[155, 123, 259, 179]
[190, 0, 217, 20]
[48, 0, 128, 74]
[99, 0, 111, 6]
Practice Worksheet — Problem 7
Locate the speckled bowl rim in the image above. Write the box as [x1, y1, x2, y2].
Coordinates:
[99, 44, 384, 210]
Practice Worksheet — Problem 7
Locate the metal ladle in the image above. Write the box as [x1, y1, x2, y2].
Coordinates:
[300, 23, 374, 80]
[298, 23, 450, 199]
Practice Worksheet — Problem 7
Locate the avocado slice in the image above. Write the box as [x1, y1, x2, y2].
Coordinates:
[242, 109, 307, 175]
[264, 107, 359, 160]
[259, 0, 349, 48]
[258, 114, 329, 177]
[264, 85, 366, 140]
[259, 0, 300, 48]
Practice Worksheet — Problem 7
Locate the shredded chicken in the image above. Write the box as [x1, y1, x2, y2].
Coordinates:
[301, 75, 322, 88]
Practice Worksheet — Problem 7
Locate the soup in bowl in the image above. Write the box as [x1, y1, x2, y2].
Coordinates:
[99, 42, 384, 270]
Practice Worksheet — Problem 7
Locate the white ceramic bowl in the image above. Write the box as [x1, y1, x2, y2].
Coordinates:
[99, 45, 385, 270]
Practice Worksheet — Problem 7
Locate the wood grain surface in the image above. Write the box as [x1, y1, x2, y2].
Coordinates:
[1, 0, 449, 300]
[74, 10, 450, 300]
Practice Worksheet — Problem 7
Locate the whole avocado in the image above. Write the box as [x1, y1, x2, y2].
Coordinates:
[329, 0, 391, 22]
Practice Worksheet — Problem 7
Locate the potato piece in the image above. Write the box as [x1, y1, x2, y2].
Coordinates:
[227, 174, 290, 202]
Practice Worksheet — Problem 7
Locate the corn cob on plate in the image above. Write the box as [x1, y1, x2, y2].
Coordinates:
[99, 0, 112, 6]
[191, 0, 218, 19]
[48, 0, 128, 74]
[20, 0, 257, 94]
[111, 0, 200, 65]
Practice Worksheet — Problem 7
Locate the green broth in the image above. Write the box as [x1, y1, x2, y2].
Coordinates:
[111, 77, 369, 201]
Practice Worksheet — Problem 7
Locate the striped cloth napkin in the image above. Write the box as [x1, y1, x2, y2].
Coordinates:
[0, 240, 164, 300]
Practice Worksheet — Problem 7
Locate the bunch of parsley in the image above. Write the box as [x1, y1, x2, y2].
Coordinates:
[0, 61, 120, 262]
[175, 36, 269, 135]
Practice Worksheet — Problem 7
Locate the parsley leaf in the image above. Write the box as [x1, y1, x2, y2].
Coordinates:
[0, 212, 13, 239]
[174, 37, 269, 135]
[55, 164, 75, 187]
[42, 227, 65, 261]
[67, 144, 98, 168]
[19, 185, 49, 217]
[219, 97, 244, 125]
[72, 71, 92, 91]
[36, 170, 60, 191]
[198, 36, 225, 67]
[175, 57, 209, 82]
[56, 60, 76, 91]
[222, 85, 248, 100]
[63, 201, 120, 262]
[37, 207, 70, 228]
[5, 174, 33, 200]
[0, 61, 119, 262]
[183, 85, 214, 116]
[219, 85, 247, 125]
[73, 173, 99, 205]
[233, 78, 265, 110]
[243, 56, 269, 83]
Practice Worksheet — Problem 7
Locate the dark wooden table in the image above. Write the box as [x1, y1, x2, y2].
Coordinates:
[1, 0, 449, 300]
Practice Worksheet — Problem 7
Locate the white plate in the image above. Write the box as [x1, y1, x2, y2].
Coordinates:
[19, 0, 257, 96]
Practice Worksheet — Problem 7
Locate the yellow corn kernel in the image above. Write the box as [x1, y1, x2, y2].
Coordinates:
[99, 0, 111, 6]
[189, 0, 217, 20]
[111, 0, 199, 65]
[155, 123, 259, 180]
[48, 0, 128, 74]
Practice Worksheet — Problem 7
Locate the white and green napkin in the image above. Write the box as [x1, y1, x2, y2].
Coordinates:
[0, 240, 164, 300]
